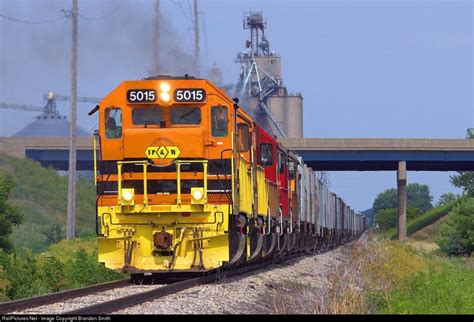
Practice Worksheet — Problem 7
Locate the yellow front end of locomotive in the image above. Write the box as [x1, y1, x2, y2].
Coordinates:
[96, 159, 231, 272]
[97, 203, 230, 272]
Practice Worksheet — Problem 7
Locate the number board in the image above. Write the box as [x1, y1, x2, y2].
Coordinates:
[127, 89, 157, 103]
[174, 89, 206, 103]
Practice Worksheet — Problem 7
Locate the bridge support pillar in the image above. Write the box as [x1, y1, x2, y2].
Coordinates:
[397, 161, 407, 240]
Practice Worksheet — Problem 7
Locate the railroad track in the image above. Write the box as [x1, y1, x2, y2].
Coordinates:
[0, 247, 339, 315]
[64, 252, 311, 314]
[0, 279, 131, 314]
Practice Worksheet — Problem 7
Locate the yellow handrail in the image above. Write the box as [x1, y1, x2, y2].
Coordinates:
[117, 159, 208, 207]
[117, 160, 148, 206]
[177, 162, 182, 205]
[175, 160, 208, 206]
[93, 136, 97, 187]
[117, 163, 122, 203]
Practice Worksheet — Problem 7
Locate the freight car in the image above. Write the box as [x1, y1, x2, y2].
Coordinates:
[89, 75, 366, 276]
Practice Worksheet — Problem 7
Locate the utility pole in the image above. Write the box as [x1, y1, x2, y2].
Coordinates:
[67, 0, 78, 240]
[151, 0, 160, 75]
[193, 0, 200, 76]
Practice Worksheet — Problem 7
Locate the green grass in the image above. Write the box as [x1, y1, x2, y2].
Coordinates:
[362, 233, 474, 314]
[377, 258, 474, 314]
[385, 202, 458, 240]
[0, 238, 126, 301]
[0, 154, 96, 253]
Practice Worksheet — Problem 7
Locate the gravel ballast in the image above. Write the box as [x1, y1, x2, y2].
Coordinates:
[117, 244, 352, 314]
[11, 244, 352, 315]
[11, 284, 163, 315]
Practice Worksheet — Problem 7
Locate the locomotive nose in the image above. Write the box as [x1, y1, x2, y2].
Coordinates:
[123, 129, 205, 160]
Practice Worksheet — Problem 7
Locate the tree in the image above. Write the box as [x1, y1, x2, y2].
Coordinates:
[450, 173, 474, 196]
[437, 197, 474, 256]
[0, 171, 22, 252]
[406, 184, 433, 212]
[450, 129, 474, 196]
[436, 193, 459, 207]
[374, 207, 423, 231]
[372, 189, 398, 216]
[372, 184, 433, 216]
[375, 208, 397, 231]
[43, 223, 64, 245]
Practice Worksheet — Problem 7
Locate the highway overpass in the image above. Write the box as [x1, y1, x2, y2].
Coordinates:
[281, 138, 474, 171]
[0, 137, 95, 171]
[3, 136, 473, 240]
[2, 136, 474, 172]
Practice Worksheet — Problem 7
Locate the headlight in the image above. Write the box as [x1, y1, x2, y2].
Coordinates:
[192, 189, 203, 200]
[191, 187, 205, 205]
[160, 92, 171, 102]
[121, 189, 134, 202]
[160, 82, 170, 92]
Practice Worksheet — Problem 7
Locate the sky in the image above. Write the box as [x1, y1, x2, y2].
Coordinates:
[0, 0, 472, 211]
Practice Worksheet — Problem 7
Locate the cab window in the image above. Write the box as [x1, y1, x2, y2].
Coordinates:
[132, 107, 164, 126]
[170, 107, 201, 124]
[105, 108, 122, 139]
[260, 143, 273, 166]
[237, 123, 250, 152]
[211, 105, 228, 137]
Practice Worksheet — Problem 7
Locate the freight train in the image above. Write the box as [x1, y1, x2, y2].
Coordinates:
[89, 75, 366, 277]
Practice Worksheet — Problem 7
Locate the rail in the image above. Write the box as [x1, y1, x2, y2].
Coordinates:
[0, 228, 367, 314]
[64, 251, 312, 314]
[0, 279, 130, 314]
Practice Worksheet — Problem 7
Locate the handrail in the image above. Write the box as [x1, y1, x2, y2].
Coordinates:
[117, 160, 148, 206]
[278, 207, 283, 236]
[266, 206, 271, 235]
[176, 160, 208, 206]
[289, 209, 293, 234]
[93, 136, 97, 187]
[117, 159, 209, 207]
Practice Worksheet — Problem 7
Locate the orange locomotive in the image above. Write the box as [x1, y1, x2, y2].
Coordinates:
[91, 75, 365, 277]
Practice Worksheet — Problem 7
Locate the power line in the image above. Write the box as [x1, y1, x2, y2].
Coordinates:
[78, 7, 120, 21]
[201, 11, 209, 73]
[171, 0, 193, 23]
[0, 13, 67, 24]
[0, 8, 118, 25]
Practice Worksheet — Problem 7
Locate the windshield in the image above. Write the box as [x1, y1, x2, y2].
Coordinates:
[170, 107, 201, 125]
[132, 107, 164, 125]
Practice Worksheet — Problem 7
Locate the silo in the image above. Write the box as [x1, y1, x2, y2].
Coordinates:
[284, 94, 303, 138]
[266, 96, 285, 138]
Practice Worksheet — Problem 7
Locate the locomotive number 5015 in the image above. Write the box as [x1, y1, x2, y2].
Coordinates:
[174, 89, 206, 103]
[127, 89, 157, 103]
